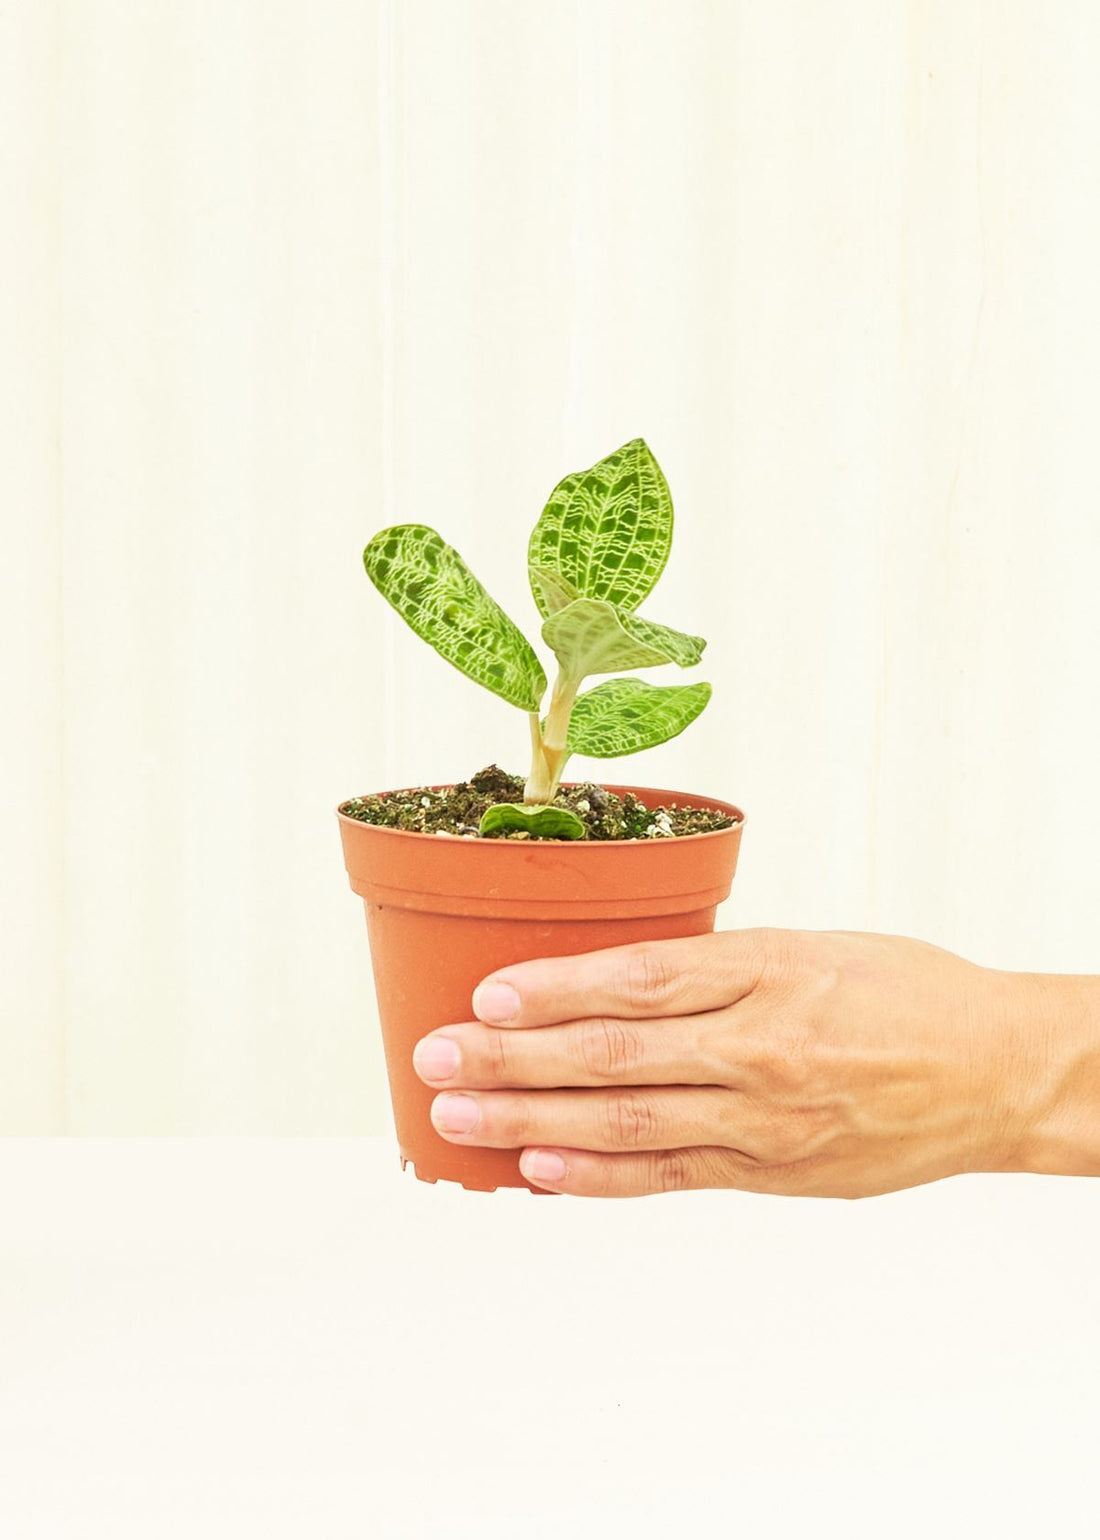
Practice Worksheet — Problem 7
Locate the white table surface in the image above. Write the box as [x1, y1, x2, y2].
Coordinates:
[0, 1138, 1096, 1539]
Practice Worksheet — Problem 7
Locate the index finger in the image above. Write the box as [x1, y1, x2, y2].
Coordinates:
[471, 929, 767, 1029]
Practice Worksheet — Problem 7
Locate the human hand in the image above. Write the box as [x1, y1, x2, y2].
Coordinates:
[411, 927, 1054, 1198]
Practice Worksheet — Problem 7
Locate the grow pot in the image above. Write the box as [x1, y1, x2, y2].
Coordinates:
[336, 782, 745, 1193]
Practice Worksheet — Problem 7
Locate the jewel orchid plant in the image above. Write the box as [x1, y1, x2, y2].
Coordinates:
[362, 438, 712, 839]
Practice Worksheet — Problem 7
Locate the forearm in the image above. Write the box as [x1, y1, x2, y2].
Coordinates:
[999, 970, 1100, 1177]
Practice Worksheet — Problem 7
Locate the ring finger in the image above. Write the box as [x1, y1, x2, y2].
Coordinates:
[429, 1084, 737, 1153]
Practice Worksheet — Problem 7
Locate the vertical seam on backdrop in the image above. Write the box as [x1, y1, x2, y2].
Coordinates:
[378, 0, 397, 790]
[871, 470, 889, 924]
[562, 0, 606, 463]
[54, 0, 69, 1133]
[947, 9, 987, 944]
[868, 7, 894, 928]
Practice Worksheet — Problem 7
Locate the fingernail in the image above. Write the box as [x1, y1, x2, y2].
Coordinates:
[521, 1149, 566, 1183]
[431, 1093, 480, 1134]
[412, 1036, 460, 1081]
[472, 981, 520, 1024]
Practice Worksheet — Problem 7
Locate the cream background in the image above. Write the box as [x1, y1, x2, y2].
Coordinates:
[4, 0, 1100, 1133]
[0, 1139, 1096, 1537]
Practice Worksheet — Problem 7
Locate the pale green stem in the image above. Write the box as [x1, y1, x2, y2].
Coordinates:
[525, 711, 552, 803]
[524, 671, 579, 804]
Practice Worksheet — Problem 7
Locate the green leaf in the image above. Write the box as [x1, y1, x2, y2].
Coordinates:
[541, 598, 705, 680]
[617, 610, 707, 668]
[528, 438, 673, 619]
[561, 677, 713, 758]
[363, 524, 547, 711]
[478, 803, 587, 839]
[528, 565, 581, 616]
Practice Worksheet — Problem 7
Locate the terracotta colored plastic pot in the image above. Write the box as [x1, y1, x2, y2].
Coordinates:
[336, 782, 745, 1193]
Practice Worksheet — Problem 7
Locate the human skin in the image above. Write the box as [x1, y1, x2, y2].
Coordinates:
[409, 928, 1100, 1198]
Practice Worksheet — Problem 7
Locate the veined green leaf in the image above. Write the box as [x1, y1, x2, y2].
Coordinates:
[527, 438, 673, 619]
[478, 802, 586, 839]
[363, 524, 546, 712]
[619, 610, 707, 667]
[541, 598, 705, 680]
[528, 565, 581, 616]
[559, 677, 713, 758]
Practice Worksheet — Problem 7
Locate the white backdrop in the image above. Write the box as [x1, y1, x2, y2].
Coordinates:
[4, 0, 1100, 1134]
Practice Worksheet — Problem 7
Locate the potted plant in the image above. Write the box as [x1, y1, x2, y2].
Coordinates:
[336, 438, 745, 1192]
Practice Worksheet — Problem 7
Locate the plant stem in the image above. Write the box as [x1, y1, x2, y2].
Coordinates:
[524, 671, 580, 804]
[525, 711, 551, 803]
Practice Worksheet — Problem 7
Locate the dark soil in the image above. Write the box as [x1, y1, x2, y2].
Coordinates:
[339, 764, 740, 842]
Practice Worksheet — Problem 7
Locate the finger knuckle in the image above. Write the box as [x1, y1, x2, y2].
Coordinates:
[495, 1099, 527, 1146]
[605, 1091, 658, 1149]
[751, 1119, 814, 1166]
[622, 946, 676, 1012]
[579, 1017, 643, 1081]
[772, 929, 844, 1002]
[728, 1090, 833, 1165]
[728, 1149, 836, 1197]
[485, 1028, 512, 1084]
[719, 1149, 794, 1193]
[654, 1147, 696, 1192]
[753, 1023, 817, 1098]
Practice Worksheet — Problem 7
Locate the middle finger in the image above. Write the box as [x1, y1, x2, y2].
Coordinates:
[412, 1009, 735, 1090]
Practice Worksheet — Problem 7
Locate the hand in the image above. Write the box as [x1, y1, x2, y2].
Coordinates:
[411, 927, 1050, 1199]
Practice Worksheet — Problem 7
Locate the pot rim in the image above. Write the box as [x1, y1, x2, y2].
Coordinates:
[335, 779, 745, 847]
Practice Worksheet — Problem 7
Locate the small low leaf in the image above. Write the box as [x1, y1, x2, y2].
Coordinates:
[478, 802, 587, 839]
[558, 677, 713, 758]
[528, 439, 673, 619]
[541, 598, 706, 680]
[363, 524, 547, 711]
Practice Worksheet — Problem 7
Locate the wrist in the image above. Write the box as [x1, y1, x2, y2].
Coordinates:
[994, 969, 1100, 1177]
